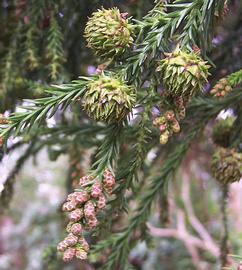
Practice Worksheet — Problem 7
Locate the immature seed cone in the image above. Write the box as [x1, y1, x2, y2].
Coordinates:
[211, 148, 242, 185]
[212, 117, 234, 148]
[84, 7, 134, 59]
[157, 47, 209, 101]
[82, 74, 136, 123]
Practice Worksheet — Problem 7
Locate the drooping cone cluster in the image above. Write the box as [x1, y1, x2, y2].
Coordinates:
[84, 7, 134, 59]
[157, 47, 210, 102]
[82, 74, 136, 123]
[212, 117, 234, 148]
[153, 110, 180, 144]
[210, 78, 232, 98]
[57, 169, 116, 262]
[211, 148, 242, 185]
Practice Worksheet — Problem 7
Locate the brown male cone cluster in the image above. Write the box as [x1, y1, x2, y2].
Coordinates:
[153, 110, 180, 144]
[57, 169, 116, 261]
[210, 78, 232, 98]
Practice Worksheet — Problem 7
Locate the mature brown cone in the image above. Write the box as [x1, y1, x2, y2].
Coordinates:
[211, 148, 242, 185]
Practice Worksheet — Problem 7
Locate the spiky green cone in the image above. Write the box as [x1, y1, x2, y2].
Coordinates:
[211, 148, 242, 185]
[157, 47, 210, 100]
[212, 117, 234, 148]
[84, 8, 134, 59]
[82, 74, 136, 123]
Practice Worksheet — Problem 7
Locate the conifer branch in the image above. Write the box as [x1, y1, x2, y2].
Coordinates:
[92, 124, 122, 176]
[227, 69, 242, 87]
[24, 26, 39, 70]
[92, 88, 242, 269]
[123, 0, 226, 85]
[0, 79, 88, 140]
[93, 128, 196, 270]
[46, 15, 65, 80]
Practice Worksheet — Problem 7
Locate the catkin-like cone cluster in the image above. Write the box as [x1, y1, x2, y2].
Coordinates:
[210, 78, 232, 98]
[57, 169, 116, 261]
[153, 110, 180, 144]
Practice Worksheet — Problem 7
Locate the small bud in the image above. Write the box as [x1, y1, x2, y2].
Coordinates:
[165, 110, 175, 121]
[0, 114, 9, 124]
[75, 249, 88, 260]
[65, 233, 78, 246]
[87, 217, 99, 228]
[91, 182, 102, 198]
[70, 223, 82, 235]
[159, 124, 167, 132]
[75, 191, 90, 203]
[97, 194, 106, 209]
[225, 85, 232, 92]
[84, 201, 95, 219]
[57, 241, 68, 252]
[62, 201, 77, 212]
[79, 237, 90, 252]
[103, 174, 115, 187]
[160, 131, 169, 144]
[67, 193, 76, 201]
[172, 121, 180, 133]
[79, 175, 92, 186]
[69, 208, 83, 222]
[63, 248, 76, 262]
[66, 222, 73, 233]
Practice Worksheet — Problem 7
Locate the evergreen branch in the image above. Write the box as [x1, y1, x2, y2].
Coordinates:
[0, 79, 88, 140]
[123, 0, 225, 84]
[92, 124, 123, 175]
[92, 89, 242, 269]
[111, 106, 154, 211]
[23, 26, 40, 70]
[93, 128, 196, 270]
[46, 15, 65, 80]
[27, 0, 49, 22]
[227, 69, 242, 87]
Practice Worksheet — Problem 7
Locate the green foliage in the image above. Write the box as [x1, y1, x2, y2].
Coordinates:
[45, 15, 65, 80]
[227, 69, 242, 87]
[0, 0, 242, 269]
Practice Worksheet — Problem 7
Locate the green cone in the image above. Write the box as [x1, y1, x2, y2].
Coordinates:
[84, 8, 134, 59]
[211, 148, 242, 185]
[82, 74, 136, 123]
[157, 47, 210, 101]
[212, 117, 234, 148]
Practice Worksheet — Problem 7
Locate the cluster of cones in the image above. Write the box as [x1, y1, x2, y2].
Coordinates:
[57, 169, 116, 262]
[153, 110, 180, 144]
[210, 78, 232, 98]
